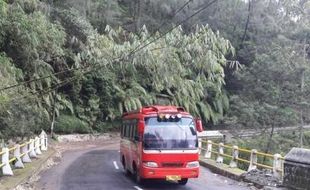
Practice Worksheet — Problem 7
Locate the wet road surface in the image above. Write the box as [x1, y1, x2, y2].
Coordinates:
[38, 143, 250, 190]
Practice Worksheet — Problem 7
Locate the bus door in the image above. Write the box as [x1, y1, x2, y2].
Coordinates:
[129, 119, 139, 171]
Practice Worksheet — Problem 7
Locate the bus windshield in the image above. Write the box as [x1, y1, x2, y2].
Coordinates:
[143, 117, 198, 150]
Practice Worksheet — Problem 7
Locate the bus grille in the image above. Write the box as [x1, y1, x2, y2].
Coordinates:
[162, 162, 184, 168]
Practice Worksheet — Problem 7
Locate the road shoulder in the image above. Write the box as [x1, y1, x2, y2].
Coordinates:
[0, 148, 57, 190]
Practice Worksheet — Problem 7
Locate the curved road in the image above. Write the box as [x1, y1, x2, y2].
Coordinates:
[38, 142, 250, 190]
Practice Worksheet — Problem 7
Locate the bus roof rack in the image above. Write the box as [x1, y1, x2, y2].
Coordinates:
[122, 109, 142, 117]
[177, 107, 185, 112]
[142, 105, 187, 114]
[123, 105, 188, 117]
[142, 106, 159, 112]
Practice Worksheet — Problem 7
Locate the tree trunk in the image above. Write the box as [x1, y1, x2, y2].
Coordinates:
[135, 0, 142, 32]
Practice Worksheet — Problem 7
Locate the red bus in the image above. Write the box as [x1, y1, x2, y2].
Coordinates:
[120, 105, 203, 185]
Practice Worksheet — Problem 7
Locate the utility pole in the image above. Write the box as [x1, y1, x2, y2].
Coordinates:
[299, 69, 304, 148]
[299, 42, 307, 148]
[50, 90, 56, 137]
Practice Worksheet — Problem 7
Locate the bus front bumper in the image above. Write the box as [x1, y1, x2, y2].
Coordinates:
[140, 166, 199, 179]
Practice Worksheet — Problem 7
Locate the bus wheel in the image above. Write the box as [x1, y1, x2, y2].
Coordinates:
[122, 156, 130, 176]
[178, 178, 188, 185]
[133, 164, 144, 184]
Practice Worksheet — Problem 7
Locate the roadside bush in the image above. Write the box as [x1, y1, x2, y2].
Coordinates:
[54, 114, 90, 134]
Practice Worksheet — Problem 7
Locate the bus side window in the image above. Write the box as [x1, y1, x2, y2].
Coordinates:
[121, 122, 124, 137]
[131, 120, 136, 141]
[123, 121, 126, 137]
[133, 120, 138, 139]
[124, 122, 127, 138]
[127, 122, 130, 139]
[125, 122, 129, 138]
[128, 122, 132, 140]
[128, 121, 132, 139]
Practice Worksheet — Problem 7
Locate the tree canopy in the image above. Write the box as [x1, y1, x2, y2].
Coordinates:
[0, 0, 309, 151]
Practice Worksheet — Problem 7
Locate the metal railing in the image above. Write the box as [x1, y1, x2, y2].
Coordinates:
[198, 139, 284, 178]
[0, 130, 48, 176]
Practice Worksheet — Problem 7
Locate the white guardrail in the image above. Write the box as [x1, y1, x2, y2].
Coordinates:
[0, 130, 48, 176]
[198, 139, 284, 179]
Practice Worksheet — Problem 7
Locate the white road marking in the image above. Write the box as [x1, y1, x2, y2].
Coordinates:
[113, 161, 119, 170]
[134, 186, 143, 190]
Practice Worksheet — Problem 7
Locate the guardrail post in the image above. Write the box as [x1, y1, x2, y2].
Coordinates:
[198, 138, 202, 154]
[14, 144, 24, 168]
[1, 147, 13, 176]
[35, 137, 42, 155]
[21, 144, 31, 163]
[229, 145, 239, 168]
[40, 130, 48, 151]
[248, 149, 257, 171]
[29, 139, 37, 158]
[204, 140, 212, 159]
[273, 153, 283, 178]
[216, 143, 224, 163]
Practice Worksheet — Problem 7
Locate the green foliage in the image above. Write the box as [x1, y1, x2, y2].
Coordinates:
[0, 99, 50, 140]
[54, 0, 122, 33]
[233, 131, 310, 158]
[52, 8, 95, 43]
[54, 114, 90, 134]
[78, 25, 234, 125]
[5, 3, 66, 65]
[0, 54, 50, 140]
[0, 0, 7, 48]
[1, 0, 309, 144]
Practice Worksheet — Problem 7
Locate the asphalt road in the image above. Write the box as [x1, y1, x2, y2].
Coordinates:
[38, 142, 250, 190]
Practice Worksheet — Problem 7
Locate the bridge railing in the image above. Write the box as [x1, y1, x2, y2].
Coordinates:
[0, 130, 48, 176]
[198, 139, 284, 178]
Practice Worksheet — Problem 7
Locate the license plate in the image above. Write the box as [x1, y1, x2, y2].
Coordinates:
[166, 175, 181, 181]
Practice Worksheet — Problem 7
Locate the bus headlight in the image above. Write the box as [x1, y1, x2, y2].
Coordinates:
[186, 161, 199, 168]
[143, 162, 158, 168]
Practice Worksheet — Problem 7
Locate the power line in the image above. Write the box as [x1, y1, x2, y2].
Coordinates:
[135, 0, 193, 36]
[129, 0, 218, 55]
[11, 58, 118, 102]
[0, 0, 195, 93]
[75, 0, 218, 78]
[9, 0, 219, 101]
[150, 0, 193, 33]
[11, 73, 80, 102]
[0, 44, 116, 92]
[0, 65, 92, 92]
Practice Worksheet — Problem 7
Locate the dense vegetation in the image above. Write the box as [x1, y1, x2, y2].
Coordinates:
[0, 0, 309, 150]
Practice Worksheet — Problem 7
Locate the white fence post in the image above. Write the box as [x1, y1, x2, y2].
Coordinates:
[230, 145, 239, 168]
[40, 130, 48, 151]
[273, 153, 283, 178]
[205, 140, 212, 158]
[248, 149, 257, 171]
[216, 143, 224, 163]
[29, 139, 37, 158]
[35, 137, 42, 155]
[21, 144, 31, 163]
[14, 144, 24, 168]
[198, 138, 202, 155]
[1, 147, 13, 176]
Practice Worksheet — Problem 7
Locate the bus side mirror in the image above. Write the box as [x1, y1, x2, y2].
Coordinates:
[138, 120, 145, 134]
[195, 118, 203, 132]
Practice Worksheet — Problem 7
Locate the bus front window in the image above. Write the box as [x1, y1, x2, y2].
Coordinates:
[143, 117, 198, 150]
